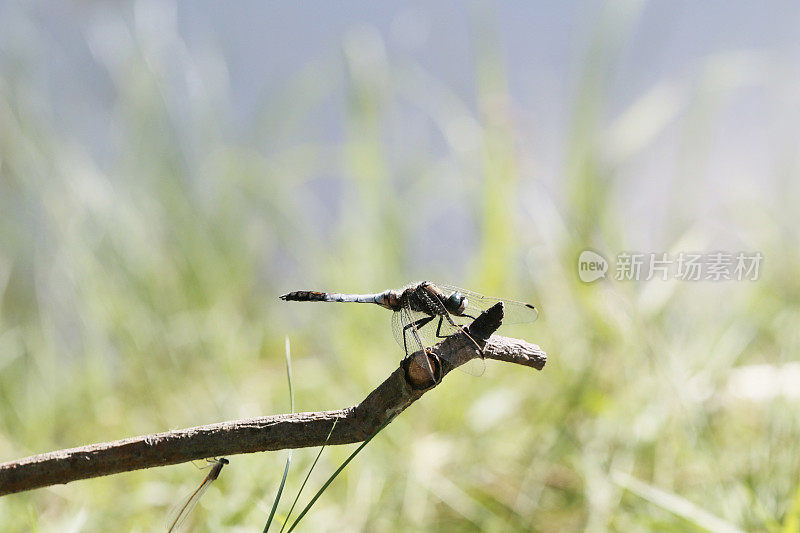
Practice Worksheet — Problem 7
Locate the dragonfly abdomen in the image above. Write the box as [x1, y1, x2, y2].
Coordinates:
[280, 290, 330, 302]
[280, 290, 394, 307]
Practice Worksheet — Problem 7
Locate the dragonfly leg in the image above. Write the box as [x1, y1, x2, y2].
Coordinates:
[402, 315, 436, 381]
[433, 313, 474, 338]
[434, 302, 481, 346]
[443, 313, 483, 356]
[435, 315, 449, 339]
[402, 315, 434, 355]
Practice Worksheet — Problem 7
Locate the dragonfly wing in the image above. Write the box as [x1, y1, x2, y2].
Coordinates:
[415, 312, 461, 347]
[459, 356, 486, 377]
[391, 307, 426, 357]
[437, 284, 538, 325]
[393, 306, 440, 379]
[413, 312, 486, 377]
[166, 458, 226, 532]
[166, 478, 212, 532]
[393, 304, 486, 378]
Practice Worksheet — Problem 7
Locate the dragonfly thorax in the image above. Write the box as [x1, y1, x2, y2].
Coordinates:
[406, 282, 469, 317]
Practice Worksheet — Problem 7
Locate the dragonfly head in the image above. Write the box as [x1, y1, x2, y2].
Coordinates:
[444, 291, 468, 315]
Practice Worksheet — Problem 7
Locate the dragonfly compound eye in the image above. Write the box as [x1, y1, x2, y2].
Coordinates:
[446, 292, 468, 315]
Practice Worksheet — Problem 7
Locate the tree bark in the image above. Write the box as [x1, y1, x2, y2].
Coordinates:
[0, 303, 546, 496]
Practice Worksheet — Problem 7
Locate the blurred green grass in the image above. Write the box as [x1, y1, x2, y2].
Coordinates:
[1, 3, 799, 532]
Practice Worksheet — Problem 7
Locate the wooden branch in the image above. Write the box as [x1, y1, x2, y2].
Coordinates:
[0, 303, 546, 497]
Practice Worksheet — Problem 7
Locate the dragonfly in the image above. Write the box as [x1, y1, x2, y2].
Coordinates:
[166, 457, 228, 532]
[279, 281, 538, 378]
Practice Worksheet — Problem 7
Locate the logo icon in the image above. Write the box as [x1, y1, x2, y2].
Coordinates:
[578, 250, 608, 283]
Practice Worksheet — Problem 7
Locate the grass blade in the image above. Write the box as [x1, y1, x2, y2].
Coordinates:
[263, 337, 296, 532]
[279, 419, 338, 533]
[284, 337, 295, 414]
[612, 471, 744, 533]
[264, 453, 293, 533]
[286, 415, 395, 533]
[782, 477, 800, 533]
